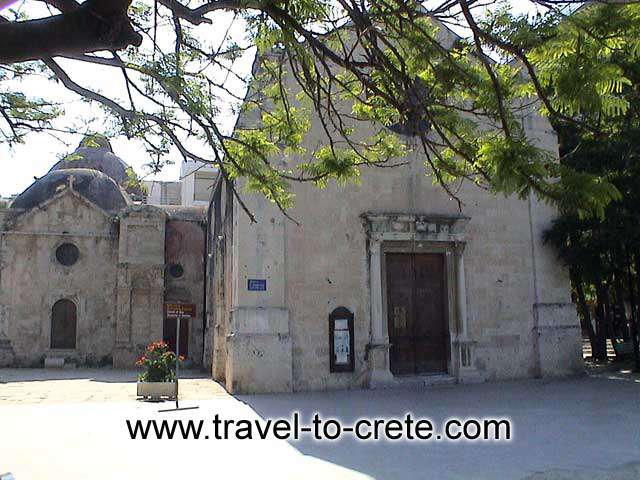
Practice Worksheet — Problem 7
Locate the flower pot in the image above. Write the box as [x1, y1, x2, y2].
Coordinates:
[136, 381, 178, 400]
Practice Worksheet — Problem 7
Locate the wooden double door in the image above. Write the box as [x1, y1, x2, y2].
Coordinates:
[386, 253, 449, 375]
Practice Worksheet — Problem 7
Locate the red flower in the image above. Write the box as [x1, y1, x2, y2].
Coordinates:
[137, 340, 182, 380]
[135, 355, 147, 366]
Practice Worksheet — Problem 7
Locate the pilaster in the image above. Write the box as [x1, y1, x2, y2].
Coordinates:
[367, 238, 394, 387]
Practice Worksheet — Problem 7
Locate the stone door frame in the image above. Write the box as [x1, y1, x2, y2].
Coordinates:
[363, 213, 478, 387]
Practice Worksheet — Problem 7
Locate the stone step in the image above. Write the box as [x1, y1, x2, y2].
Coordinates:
[44, 357, 65, 368]
[380, 374, 457, 389]
[581, 338, 616, 358]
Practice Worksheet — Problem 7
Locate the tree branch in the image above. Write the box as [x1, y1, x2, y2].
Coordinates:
[0, 0, 142, 64]
[156, 0, 258, 25]
[36, 0, 80, 13]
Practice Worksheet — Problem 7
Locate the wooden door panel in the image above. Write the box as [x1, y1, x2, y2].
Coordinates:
[413, 253, 448, 373]
[391, 337, 415, 376]
[386, 253, 414, 375]
[414, 339, 448, 373]
[386, 252, 448, 375]
[413, 254, 445, 336]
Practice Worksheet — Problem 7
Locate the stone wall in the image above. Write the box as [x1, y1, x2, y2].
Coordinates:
[0, 195, 210, 369]
[208, 24, 582, 393]
[213, 110, 583, 393]
[209, 180, 234, 383]
[223, 144, 581, 392]
[0, 190, 118, 366]
[113, 205, 166, 368]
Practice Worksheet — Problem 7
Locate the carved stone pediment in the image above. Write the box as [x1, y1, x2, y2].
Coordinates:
[362, 213, 470, 242]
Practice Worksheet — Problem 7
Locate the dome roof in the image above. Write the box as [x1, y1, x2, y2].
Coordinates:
[10, 168, 130, 212]
[49, 135, 131, 186]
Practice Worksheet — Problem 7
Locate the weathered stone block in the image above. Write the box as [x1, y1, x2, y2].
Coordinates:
[535, 303, 584, 377]
[226, 332, 293, 394]
[113, 345, 138, 369]
[44, 357, 65, 368]
[0, 339, 14, 367]
[231, 307, 289, 335]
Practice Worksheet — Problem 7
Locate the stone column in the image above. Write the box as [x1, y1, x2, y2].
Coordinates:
[455, 242, 469, 340]
[0, 237, 7, 342]
[367, 238, 394, 387]
[113, 266, 134, 368]
[454, 242, 480, 382]
[115, 268, 132, 344]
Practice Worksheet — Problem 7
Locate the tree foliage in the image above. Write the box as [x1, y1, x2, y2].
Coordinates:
[0, 1, 639, 218]
[544, 52, 640, 368]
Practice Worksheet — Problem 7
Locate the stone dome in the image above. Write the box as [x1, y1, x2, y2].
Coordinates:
[49, 135, 131, 186]
[10, 168, 130, 212]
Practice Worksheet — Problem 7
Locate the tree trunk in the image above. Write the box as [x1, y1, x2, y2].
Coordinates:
[572, 269, 596, 356]
[593, 272, 609, 361]
[613, 271, 628, 340]
[604, 282, 613, 353]
[630, 251, 640, 371]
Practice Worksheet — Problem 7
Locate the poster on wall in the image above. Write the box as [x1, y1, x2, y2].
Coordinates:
[334, 326, 350, 365]
[329, 307, 355, 372]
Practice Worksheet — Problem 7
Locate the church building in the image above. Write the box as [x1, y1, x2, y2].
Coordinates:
[208, 133, 583, 394]
[206, 36, 584, 393]
[0, 137, 207, 368]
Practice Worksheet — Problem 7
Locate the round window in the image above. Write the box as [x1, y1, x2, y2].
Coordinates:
[168, 263, 184, 278]
[56, 243, 79, 266]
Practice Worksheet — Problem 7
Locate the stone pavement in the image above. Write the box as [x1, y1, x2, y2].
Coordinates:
[1, 371, 639, 479]
[238, 377, 640, 480]
[0, 368, 227, 404]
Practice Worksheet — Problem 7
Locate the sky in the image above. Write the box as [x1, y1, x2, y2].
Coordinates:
[0, 1, 542, 198]
[0, 1, 252, 197]
[0, 81, 177, 198]
[0, 19, 192, 196]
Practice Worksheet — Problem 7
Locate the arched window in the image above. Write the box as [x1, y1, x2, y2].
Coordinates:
[51, 299, 77, 349]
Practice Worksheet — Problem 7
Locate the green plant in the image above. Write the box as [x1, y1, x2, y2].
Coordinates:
[136, 341, 183, 382]
[3, 2, 639, 218]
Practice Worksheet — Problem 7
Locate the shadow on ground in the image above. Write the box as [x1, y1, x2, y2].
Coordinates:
[238, 377, 640, 480]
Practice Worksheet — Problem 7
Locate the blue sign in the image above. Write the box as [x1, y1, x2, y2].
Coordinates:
[248, 279, 267, 291]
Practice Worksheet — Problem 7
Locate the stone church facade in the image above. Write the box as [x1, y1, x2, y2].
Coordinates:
[0, 138, 206, 368]
[207, 34, 584, 393]
[208, 132, 583, 394]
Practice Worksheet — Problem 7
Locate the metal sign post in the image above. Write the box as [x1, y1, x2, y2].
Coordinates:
[159, 302, 199, 413]
[174, 312, 182, 409]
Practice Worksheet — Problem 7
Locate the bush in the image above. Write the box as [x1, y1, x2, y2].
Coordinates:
[136, 341, 184, 382]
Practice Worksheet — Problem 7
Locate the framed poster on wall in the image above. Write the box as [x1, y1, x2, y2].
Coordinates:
[329, 306, 355, 373]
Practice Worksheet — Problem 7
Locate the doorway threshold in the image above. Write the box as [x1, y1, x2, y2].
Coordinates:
[380, 373, 457, 389]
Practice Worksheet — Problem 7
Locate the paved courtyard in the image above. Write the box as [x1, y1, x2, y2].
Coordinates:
[1, 369, 639, 479]
[0, 368, 227, 404]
